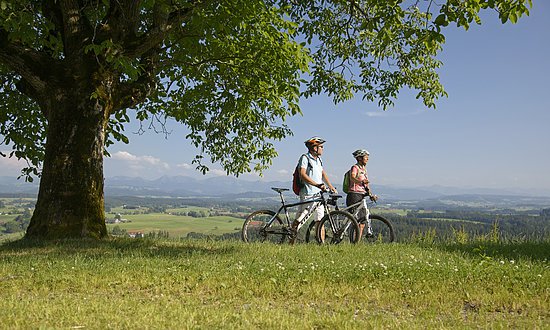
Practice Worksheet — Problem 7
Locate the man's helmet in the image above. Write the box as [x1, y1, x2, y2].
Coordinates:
[352, 149, 370, 158]
[304, 136, 326, 148]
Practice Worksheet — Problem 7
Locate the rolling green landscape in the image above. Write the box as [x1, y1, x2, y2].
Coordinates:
[2, 193, 550, 241]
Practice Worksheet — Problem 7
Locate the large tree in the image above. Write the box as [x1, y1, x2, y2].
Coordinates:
[0, 0, 531, 239]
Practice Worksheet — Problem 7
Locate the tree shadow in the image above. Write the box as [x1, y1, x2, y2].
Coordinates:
[0, 237, 238, 259]
[433, 240, 550, 262]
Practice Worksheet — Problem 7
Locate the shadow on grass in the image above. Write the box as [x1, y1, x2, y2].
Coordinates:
[0, 237, 238, 259]
[433, 240, 550, 262]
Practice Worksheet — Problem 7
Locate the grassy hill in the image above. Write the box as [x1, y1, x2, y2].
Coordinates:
[0, 238, 548, 329]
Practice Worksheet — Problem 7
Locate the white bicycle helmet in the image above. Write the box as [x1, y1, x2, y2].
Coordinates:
[352, 149, 370, 158]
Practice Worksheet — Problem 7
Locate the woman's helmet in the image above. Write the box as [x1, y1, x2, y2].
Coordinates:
[304, 136, 325, 148]
[352, 149, 370, 158]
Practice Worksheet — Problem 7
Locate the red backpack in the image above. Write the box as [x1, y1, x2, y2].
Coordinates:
[292, 154, 320, 195]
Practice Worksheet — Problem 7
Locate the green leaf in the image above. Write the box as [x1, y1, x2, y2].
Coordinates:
[434, 14, 448, 26]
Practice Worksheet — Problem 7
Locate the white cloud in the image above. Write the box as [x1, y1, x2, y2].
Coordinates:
[141, 155, 169, 169]
[276, 169, 289, 175]
[209, 169, 227, 176]
[107, 151, 170, 177]
[111, 151, 138, 161]
[176, 163, 192, 170]
[111, 151, 168, 168]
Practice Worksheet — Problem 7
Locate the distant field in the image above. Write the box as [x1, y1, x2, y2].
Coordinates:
[0, 215, 15, 224]
[106, 213, 243, 237]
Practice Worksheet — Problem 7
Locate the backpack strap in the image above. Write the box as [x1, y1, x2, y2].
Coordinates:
[299, 153, 321, 179]
[298, 153, 310, 171]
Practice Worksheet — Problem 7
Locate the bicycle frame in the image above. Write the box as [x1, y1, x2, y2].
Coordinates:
[242, 188, 361, 244]
[341, 195, 371, 218]
[334, 194, 373, 230]
[262, 188, 332, 234]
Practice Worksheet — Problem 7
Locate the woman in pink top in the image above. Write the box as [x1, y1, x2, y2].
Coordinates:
[346, 149, 378, 237]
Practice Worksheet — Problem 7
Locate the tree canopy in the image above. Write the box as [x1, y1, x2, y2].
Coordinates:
[1, 0, 531, 178]
[0, 0, 531, 238]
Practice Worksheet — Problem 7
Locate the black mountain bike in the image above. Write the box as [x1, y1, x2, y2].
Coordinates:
[241, 188, 360, 244]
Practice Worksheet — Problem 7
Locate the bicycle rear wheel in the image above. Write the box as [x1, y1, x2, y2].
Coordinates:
[317, 210, 360, 244]
[362, 214, 395, 243]
[242, 210, 287, 244]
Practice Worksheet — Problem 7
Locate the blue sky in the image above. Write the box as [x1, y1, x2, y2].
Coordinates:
[1, 2, 549, 195]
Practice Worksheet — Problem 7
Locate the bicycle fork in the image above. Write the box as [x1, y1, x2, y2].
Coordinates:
[356, 199, 373, 236]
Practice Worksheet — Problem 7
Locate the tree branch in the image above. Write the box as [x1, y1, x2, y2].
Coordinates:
[122, 1, 203, 58]
[111, 49, 160, 111]
[0, 29, 61, 112]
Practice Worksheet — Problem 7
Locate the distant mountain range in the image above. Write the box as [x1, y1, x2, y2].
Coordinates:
[1, 175, 550, 203]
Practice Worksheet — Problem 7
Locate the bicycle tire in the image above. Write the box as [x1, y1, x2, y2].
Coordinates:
[304, 219, 318, 244]
[358, 214, 395, 243]
[317, 210, 360, 244]
[241, 210, 287, 243]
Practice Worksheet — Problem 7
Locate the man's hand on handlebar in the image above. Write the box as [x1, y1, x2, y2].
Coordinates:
[369, 194, 379, 202]
[316, 183, 337, 194]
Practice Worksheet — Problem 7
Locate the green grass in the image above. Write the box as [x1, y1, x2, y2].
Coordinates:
[107, 213, 242, 237]
[0, 238, 548, 329]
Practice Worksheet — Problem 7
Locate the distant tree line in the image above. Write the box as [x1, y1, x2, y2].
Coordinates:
[385, 212, 550, 242]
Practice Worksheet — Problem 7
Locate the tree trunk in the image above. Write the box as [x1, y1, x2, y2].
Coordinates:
[26, 87, 108, 239]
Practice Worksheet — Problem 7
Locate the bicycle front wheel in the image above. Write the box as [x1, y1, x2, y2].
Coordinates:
[363, 214, 395, 243]
[304, 219, 318, 244]
[317, 210, 360, 244]
[242, 210, 286, 244]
